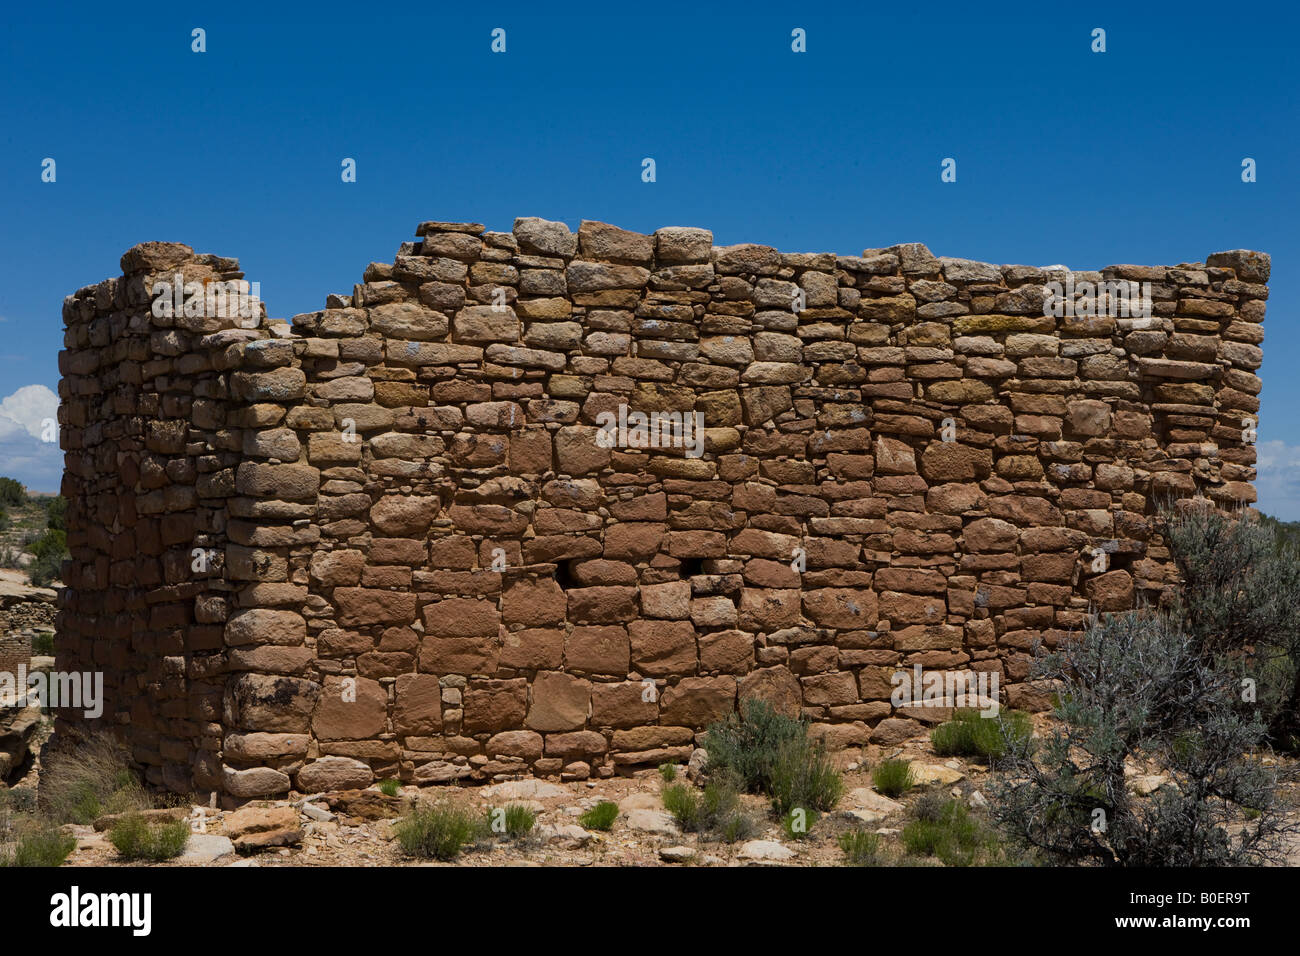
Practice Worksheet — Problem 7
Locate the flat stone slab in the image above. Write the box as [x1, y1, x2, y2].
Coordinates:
[178, 834, 236, 864]
[659, 845, 696, 863]
[843, 809, 888, 825]
[910, 763, 965, 786]
[845, 788, 905, 815]
[738, 840, 795, 862]
[624, 809, 680, 836]
[535, 823, 593, 847]
[481, 780, 569, 801]
[617, 792, 662, 812]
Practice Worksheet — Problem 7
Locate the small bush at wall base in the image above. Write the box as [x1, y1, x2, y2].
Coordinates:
[872, 759, 915, 798]
[40, 738, 148, 825]
[703, 698, 807, 794]
[395, 803, 489, 861]
[579, 801, 619, 831]
[108, 815, 190, 862]
[931, 709, 1032, 763]
[658, 763, 677, 783]
[704, 698, 842, 817]
[377, 779, 401, 797]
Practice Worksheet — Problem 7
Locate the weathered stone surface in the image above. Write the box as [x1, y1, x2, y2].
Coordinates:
[296, 756, 374, 792]
[313, 676, 387, 740]
[738, 839, 795, 862]
[224, 805, 303, 850]
[526, 671, 591, 732]
[222, 766, 292, 798]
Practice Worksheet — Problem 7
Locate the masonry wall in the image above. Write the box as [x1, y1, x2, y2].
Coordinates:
[54, 218, 1269, 798]
[0, 630, 31, 696]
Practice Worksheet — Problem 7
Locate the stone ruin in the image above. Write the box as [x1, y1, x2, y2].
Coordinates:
[52, 216, 1268, 798]
[1, 617, 38, 779]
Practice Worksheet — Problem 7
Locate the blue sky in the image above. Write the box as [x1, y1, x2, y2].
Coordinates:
[1, 0, 1296, 512]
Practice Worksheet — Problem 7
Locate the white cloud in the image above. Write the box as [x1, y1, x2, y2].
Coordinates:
[0, 384, 61, 493]
[1253, 439, 1300, 520]
[0, 384, 57, 439]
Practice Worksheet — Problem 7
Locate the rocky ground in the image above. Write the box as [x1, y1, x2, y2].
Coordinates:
[54, 750, 979, 868]
[11, 711, 1295, 868]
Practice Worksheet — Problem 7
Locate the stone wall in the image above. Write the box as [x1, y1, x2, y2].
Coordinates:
[0, 592, 58, 636]
[0, 630, 31, 694]
[54, 217, 1269, 798]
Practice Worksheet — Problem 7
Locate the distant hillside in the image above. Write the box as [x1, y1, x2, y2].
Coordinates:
[0, 477, 66, 587]
[1259, 513, 1300, 552]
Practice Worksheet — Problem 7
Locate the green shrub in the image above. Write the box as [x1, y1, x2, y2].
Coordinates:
[579, 801, 619, 831]
[107, 814, 190, 861]
[658, 763, 677, 783]
[31, 631, 54, 656]
[781, 807, 818, 840]
[839, 829, 883, 866]
[931, 708, 1032, 762]
[902, 795, 990, 866]
[26, 528, 67, 587]
[662, 779, 757, 843]
[377, 778, 401, 797]
[0, 824, 77, 867]
[394, 802, 489, 860]
[872, 759, 915, 798]
[991, 605, 1292, 866]
[40, 738, 148, 825]
[1, 787, 37, 816]
[703, 698, 807, 794]
[704, 699, 842, 817]
[715, 807, 759, 843]
[0, 477, 25, 507]
[0, 788, 63, 868]
[45, 496, 67, 531]
[662, 783, 700, 830]
[767, 737, 842, 816]
[1168, 509, 1300, 750]
[488, 803, 535, 840]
